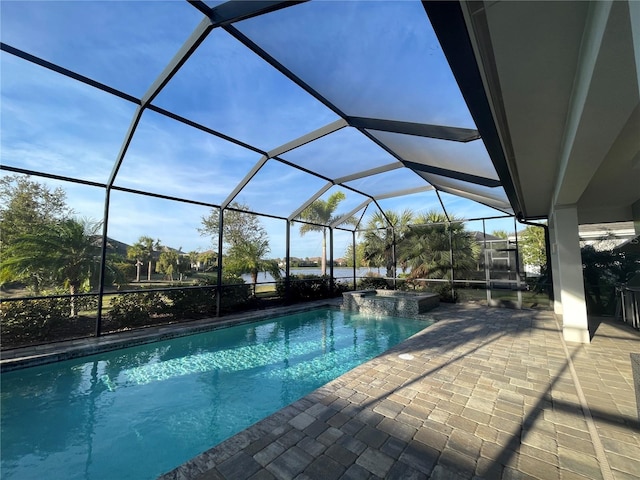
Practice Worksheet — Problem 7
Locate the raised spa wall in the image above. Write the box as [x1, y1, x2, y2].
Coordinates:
[342, 289, 439, 318]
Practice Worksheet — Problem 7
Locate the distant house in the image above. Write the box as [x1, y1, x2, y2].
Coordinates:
[578, 221, 636, 250]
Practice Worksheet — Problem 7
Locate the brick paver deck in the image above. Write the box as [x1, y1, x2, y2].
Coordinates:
[158, 304, 639, 480]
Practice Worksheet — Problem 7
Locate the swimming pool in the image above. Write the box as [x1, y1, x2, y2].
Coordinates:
[0, 307, 430, 480]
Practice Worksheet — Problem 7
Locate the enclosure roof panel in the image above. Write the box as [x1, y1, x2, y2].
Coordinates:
[152, 28, 339, 151]
[235, 0, 476, 128]
[114, 109, 264, 206]
[0, 52, 136, 184]
[0, 0, 518, 230]
[280, 127, 400, 180]
[0, 1, 202, 97]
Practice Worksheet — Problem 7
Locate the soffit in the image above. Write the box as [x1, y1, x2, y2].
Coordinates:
[465, 0, 640, 223]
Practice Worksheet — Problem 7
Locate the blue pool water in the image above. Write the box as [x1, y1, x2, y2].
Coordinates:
[1, 308, 430, 480]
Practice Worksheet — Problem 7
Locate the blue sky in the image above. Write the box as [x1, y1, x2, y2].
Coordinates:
[1, 0, 515, 259]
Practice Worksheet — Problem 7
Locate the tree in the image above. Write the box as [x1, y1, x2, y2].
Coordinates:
[156, 250, 179, 281]
[127, 236, 161, 282]
[200, 202, 279, 293]
[362, 209, 414, 277]
[491, 230, 509, 239]
[200, 202, 265, 251]
[188, 251, 201, 271]
[297, 192, 354, 275]
[197, 251, 218, 272]
[519, 224, 547, 272]
[344, 242, 366, 268]
[1, 219, 102, 315]
[157, 250, 191, 282]
[0, 175, 73, 249]
[405, 211, 480, 281]
[225, 237, 281, 296]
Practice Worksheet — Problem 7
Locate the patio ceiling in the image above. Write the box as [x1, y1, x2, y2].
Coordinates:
[459, 0, 640, 225]
[1, 0, 520, 232]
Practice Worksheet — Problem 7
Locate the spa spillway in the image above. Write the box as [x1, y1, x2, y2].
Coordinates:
[342, 289, 439, 318]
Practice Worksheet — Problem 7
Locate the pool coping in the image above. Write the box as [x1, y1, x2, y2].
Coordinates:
[0, 299, 344, 372]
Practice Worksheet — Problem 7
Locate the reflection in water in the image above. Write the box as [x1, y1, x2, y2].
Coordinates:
[1, 308, 430, 480]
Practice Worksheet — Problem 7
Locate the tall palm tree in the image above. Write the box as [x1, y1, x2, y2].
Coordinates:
[298, 191, 353, 276]
[405, 211, 480, 280]
[1, 218, 102, 316]
[362, 209, 414, 278]
[127, 236, 160, 282]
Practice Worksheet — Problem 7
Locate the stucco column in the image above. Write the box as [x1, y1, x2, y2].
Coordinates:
[550, 206, 590, 343]
[632, 199, 640, 237]
[548, 218, 562, 315]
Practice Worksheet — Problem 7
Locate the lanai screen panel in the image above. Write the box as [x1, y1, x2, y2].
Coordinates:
[108, 190, 214, 255]
[344, 168, 429, 199]
[235, 0, 475, 128]
[367, 131, 500, 182]
[152, 28, 339, 152]
[429, 177, 513, 215]
[0, 53, 136, 183]
[231, 160, 330, 218]
[376, 190, 446, 218]
[307, 186, 370, 230]
[438, 191, 510, 220]
[280, 127, 399, 180]
[0, 1, 201, 97]
[113, 109, 263, 205]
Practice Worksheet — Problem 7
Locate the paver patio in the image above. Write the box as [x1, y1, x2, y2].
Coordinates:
[157, 303, 639, 480]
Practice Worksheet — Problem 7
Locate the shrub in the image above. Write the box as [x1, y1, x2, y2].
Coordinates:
[1, 296, 73, 345]
[276, 274, 335, 302]
[219, 275, 251, 312]
[357, 273, 391, 290]
[108, 291, 167, 328]
[433, 283, 458, 303]
[164, 282, 217, 319]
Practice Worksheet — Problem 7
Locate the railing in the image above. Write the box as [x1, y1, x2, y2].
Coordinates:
[616, 284, 640, 330]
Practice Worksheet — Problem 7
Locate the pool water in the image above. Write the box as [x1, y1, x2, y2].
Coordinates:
[1, 308, 430, 480]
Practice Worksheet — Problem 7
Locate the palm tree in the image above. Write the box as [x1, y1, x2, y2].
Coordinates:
[297, 191, 353, 276]
[405, 211, 480, 280]
[362, 209, 414, 278]
[225, 237, 281, 296]
[1, 218, 102, 316]
[127, 236, 160, 282]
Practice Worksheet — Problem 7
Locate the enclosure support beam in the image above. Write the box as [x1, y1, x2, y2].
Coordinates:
[331, 200, 371, 229]
[286, 220, 291, 303]
[352, 230, 357, 291]
[216, 207, 224, 317]
[329, 228, 335, 295]
[482, 219, 491, 305]
[448, 225, 455, 300]
[222, 156, 268, 209]
[334, 163, 402, 185]
[268, 119, 348, 159]
[372, 185, 435, 201]
[392, 228, 397, 289]
[288, 182, 333, 221]
[513, 217, 523, 309]
[346, 116, 480, 142]
[95, 188, 113, 337]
